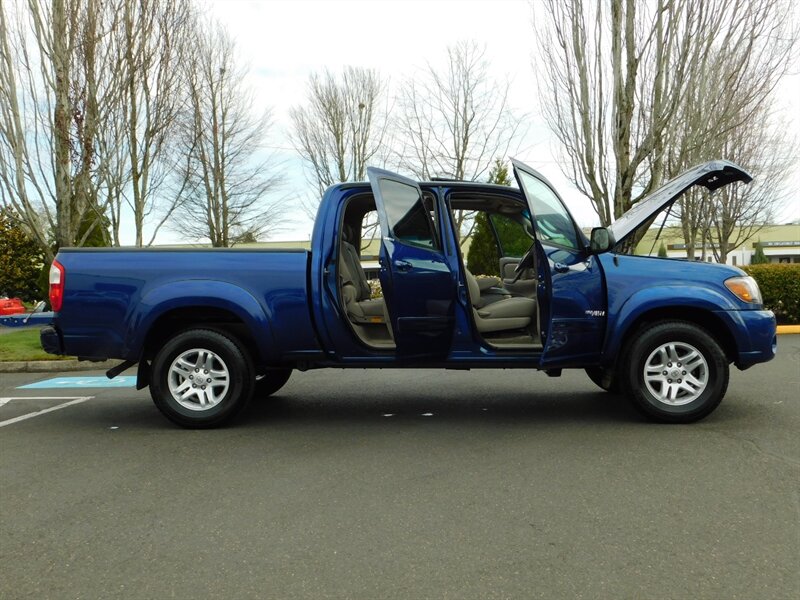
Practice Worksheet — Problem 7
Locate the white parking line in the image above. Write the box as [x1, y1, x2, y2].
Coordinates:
[0, 397, 94, 428]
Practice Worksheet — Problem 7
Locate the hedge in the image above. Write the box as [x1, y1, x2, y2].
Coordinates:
[742, 264, 800, 324]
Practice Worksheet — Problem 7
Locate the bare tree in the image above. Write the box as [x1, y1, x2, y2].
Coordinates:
[397, 41, 522, 181]
[534, 0, 794, 241]
[170, 21, 283, 247]
[664, 3, 795, 260]
[704, 109, 790, 263]
[397, 41, 524, 236]
[116, 0, 193, 246]
[0, 0, 203, 254]
[291, 66, 389, 208]
[0, 0, 129, 258]
[92, 0, 194, 247]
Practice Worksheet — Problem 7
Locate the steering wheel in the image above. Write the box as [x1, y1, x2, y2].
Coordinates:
[511, 243, 537, 283]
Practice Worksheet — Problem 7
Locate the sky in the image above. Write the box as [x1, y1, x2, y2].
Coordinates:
[147, 0, 800, 244]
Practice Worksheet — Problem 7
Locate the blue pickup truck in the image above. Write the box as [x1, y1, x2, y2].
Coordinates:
[40, 160, 776, 427]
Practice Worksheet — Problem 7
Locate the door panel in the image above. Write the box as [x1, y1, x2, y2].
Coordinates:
[367, 167, 456, 357]
[539, 246, 606, 366]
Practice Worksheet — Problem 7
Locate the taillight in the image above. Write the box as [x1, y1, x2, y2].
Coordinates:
[49, 260, 65, 312]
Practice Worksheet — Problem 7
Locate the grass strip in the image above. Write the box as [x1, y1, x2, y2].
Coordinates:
[0, 328, 70, 361]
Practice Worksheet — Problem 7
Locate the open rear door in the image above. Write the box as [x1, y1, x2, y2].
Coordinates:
[367, 167, 456, 358]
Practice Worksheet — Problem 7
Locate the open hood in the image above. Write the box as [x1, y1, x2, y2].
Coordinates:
[608, 160, 752, 245]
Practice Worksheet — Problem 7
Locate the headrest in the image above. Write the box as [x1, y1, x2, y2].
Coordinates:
[343, 223, 356, 244]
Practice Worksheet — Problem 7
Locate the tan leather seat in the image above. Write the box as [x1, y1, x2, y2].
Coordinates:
[339, 229, 385, 323]
[465, 268, 535, 333]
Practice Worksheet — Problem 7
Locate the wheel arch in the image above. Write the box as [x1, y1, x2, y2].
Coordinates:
[608, 306, 737, 366]
[141, 306, 263, 360]
[125, 280, 278, 364]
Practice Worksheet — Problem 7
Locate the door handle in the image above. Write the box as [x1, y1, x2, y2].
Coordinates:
[393, 259, 413, 272]
[553, 262, 569, 273]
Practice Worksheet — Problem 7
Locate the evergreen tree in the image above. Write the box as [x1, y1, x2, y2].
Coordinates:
[751, 240, 769, 264]
[466, 211, 500, 276]
[657, 242, 668, 258]
[76, 208, 111, 248]
[466, 158, 513, 275]
[487, 158, 512, 186]
[466, 158, 530, 275]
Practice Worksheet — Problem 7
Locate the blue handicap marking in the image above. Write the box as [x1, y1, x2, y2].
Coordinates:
[18, 376, 137, 389]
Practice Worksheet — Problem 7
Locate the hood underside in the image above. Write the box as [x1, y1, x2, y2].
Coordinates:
[608, 160, 752, 245]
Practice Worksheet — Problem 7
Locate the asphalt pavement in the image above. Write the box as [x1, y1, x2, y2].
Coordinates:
[1, 337, 798, 599]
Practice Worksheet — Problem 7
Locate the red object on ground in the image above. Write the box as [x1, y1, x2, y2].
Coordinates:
[0, 297, 25, 316]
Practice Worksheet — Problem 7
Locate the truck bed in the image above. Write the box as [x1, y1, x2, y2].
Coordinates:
[52, 248, 319, 362]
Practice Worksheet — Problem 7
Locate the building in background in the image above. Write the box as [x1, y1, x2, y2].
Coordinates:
[635, 224, 800, 266]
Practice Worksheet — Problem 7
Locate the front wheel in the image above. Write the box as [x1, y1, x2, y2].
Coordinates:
[150, 328, 254, 428]
[621, 321, 729, 423]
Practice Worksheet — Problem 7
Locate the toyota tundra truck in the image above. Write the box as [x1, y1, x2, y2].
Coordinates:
[40, 160, 777, 427]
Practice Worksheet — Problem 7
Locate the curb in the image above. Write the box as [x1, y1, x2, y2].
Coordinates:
[0, 359, 120, 373]
[776, 325, 800, 334]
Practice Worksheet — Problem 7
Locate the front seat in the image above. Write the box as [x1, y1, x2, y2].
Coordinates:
[339, 225, 385, 323]
[465, 268, 536, 333]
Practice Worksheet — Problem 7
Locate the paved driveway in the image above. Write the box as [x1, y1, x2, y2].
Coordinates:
[1, 336, 798, 599]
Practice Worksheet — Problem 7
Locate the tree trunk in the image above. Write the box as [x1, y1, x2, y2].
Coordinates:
[52, 0, 73, 249]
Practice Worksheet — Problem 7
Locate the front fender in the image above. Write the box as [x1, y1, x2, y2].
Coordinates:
[604, 285, 739, 360]
[124, 279, 276, 362]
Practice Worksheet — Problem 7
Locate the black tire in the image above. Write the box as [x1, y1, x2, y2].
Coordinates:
[585, 366, 621, 393]
[620, 321, 729, 423]
[254, 368, 292, 399]
[149, 328, 254, 428]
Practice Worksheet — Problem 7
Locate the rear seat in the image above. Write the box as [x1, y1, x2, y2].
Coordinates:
[339, 228, 385, 324]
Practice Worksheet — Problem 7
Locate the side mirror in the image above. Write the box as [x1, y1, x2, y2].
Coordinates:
[589, 227, 615, 254]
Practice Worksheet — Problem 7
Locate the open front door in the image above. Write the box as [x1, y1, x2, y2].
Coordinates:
[367, 167, 456, 358]
[511, 159, 606, 366]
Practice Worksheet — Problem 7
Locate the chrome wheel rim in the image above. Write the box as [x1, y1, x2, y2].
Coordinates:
[643, 341, 709, 406]
[168, 348, 230, 411]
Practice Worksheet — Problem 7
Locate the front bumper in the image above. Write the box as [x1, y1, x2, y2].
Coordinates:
[715, 309, 776, 369]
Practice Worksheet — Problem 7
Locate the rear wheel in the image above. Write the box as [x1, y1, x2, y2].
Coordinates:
[621, 321, 728, 423]
[254, 368, 292, 399]
[150, 328, 254, 428]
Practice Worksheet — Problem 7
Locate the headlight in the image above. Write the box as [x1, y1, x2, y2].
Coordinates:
[724, 276, 762, 304]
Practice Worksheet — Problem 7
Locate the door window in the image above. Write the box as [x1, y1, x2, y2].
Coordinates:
[377, 179, 438, 250]
[517, 171, 580, 250]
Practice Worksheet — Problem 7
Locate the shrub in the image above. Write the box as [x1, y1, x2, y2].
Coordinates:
[0, 210, 45, 302]
[743, 263, 800, 324]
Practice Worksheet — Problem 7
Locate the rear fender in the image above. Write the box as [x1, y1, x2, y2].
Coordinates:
[125, 280, 276, 362]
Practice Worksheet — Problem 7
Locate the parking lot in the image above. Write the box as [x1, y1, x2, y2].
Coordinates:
[1, 336, 798, 599]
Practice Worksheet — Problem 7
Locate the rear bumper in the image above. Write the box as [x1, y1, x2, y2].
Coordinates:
[715, 309, 776, 369]
[40, 325, 64, 355]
